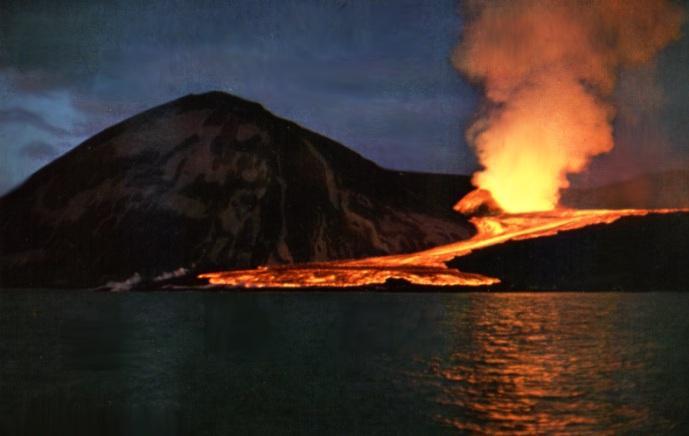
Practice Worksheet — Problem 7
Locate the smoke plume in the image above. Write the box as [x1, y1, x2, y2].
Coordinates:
[454, 0, 685, 212]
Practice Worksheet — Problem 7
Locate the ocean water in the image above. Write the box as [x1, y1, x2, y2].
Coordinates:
[1, 291, 688, 435]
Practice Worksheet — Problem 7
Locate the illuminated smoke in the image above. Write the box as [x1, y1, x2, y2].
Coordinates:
[454, 0, 684, 212]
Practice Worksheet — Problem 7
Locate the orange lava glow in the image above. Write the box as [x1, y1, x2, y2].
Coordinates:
[199, 208, 684, 289]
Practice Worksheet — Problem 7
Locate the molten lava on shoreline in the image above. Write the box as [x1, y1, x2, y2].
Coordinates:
[199, 204, 686, 289]
[195, 0, 689, 291]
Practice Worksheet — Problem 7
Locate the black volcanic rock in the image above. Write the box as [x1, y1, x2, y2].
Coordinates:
[563, 170, 689, 209]
[449, 212, 689, 291]
[0, 92, 474, 288]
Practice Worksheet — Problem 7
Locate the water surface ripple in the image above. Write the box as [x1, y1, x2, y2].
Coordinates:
[1, 291, 688, 434]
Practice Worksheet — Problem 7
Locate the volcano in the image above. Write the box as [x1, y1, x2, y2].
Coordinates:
[2, 92, 687, 291]
[0, 92, 475, 288]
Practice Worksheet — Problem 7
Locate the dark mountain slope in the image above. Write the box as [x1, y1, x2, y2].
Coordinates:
[0, 92, 473, 288]
[449, 212, 689, 291]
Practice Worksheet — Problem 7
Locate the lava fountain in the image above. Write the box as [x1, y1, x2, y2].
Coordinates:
[198, 1, 687, 289]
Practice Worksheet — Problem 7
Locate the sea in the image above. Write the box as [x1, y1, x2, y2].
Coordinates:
[1, 291, 688, 435]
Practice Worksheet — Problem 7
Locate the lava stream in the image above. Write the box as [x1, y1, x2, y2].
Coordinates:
[199, 208, 684, 288]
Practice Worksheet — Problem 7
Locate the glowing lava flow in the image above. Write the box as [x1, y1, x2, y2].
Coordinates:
[199, 208, 684, 289]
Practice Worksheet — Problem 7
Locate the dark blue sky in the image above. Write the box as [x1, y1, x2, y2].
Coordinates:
[1, 0, 687, 194]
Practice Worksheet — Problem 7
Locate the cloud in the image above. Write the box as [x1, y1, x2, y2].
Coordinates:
[19, 140, 60, 160]
[0, 87, 86, 194]
[0, 108, 71, 136]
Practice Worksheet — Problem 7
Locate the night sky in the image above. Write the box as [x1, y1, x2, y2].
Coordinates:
[1, 0, 688, 195]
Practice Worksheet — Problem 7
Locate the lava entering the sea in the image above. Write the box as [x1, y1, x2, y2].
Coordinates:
[199, 205, 685, 289]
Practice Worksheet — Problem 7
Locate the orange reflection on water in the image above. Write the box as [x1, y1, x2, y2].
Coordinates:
[432, 294, 654, 434]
